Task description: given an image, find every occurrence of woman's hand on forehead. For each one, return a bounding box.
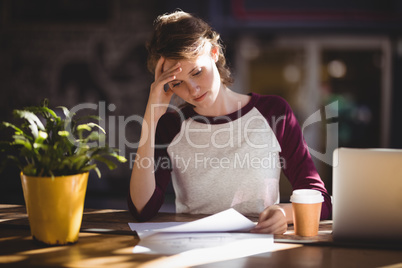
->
[162,58,180,73]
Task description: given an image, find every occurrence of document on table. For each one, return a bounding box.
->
[128,208,256,239]
[133,232,273,256]
[128,208,274,257]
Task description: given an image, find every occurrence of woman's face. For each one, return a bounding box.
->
[162,46,221,110]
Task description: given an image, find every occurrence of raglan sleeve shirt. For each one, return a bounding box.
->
[128,93,332,221]
[254,95,332,220]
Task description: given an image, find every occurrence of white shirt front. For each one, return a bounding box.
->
[167,107,282,216]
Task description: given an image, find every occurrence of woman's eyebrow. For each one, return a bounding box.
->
[188,66,198,75]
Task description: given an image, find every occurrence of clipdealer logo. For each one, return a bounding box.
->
[302,101,339,166]
[63,100,339,168]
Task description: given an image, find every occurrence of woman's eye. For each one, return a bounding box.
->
[193,69,202,76]
[171,81,182,88]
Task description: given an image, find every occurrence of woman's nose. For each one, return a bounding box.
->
[188,81,200,96]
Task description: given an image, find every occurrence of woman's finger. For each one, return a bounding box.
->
[155,57,165,79]
[155,57,181,80]
[156,65,181,90]
[251,217,287,234]
[251,206,288,234]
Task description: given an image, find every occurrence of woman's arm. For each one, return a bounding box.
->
[251,95,332,234]
[129,58,181,214]
[129,111,158,213]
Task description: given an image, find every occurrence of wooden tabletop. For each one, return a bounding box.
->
[1,204,402,268]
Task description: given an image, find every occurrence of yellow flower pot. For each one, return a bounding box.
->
[20,172,89,245]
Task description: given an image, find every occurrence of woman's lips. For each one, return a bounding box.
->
[194,92,207,102]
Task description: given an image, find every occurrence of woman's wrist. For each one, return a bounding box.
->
[277,203,294,224]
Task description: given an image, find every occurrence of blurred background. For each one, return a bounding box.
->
[1,0,401,211]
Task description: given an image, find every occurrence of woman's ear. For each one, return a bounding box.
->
[211,46,219,63]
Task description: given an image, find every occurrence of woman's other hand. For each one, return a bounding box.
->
[251,204,292,234]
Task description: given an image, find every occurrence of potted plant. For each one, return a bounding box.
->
[0,99,126,245]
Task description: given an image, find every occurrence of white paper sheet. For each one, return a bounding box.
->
[132,232,274,256]
[129,209,273,261]
[128,208,257,239]
[128,222,184,235]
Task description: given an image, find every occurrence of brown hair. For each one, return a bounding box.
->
[146,11,233,86]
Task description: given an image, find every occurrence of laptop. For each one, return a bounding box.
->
[332,148,402,244]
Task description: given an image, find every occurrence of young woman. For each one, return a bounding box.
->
[128,10,332,234]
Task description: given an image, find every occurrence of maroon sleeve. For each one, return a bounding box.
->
[255,94,332,220]
[127,111,182,221]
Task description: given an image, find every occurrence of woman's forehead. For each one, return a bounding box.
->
[162,44,212,72]
[162,57,198,72]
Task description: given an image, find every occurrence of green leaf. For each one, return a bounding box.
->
[2,122,24,134]
[12,136,32,150]
[56,106,72,118]
[86,131,100,141]
[60,158,73,170]
[72,155,89,170]
[80,163,96,171]
[22,163,37,176]
[87,123,106,134]
[25,105,60,123]
[58,130,70,137]
[77,124,92,132]
[34,130,48,145]
[14,110,45,130]
[91,155,117,170]
[13,110,45,139]
[80,164,101,178]
[33,143,48,150]
[105,149,127,163]
[75,145,90,155]
[116,155,127,163]
[94,167,101,178]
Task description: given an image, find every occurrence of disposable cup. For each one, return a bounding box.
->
[290,189,324,236]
